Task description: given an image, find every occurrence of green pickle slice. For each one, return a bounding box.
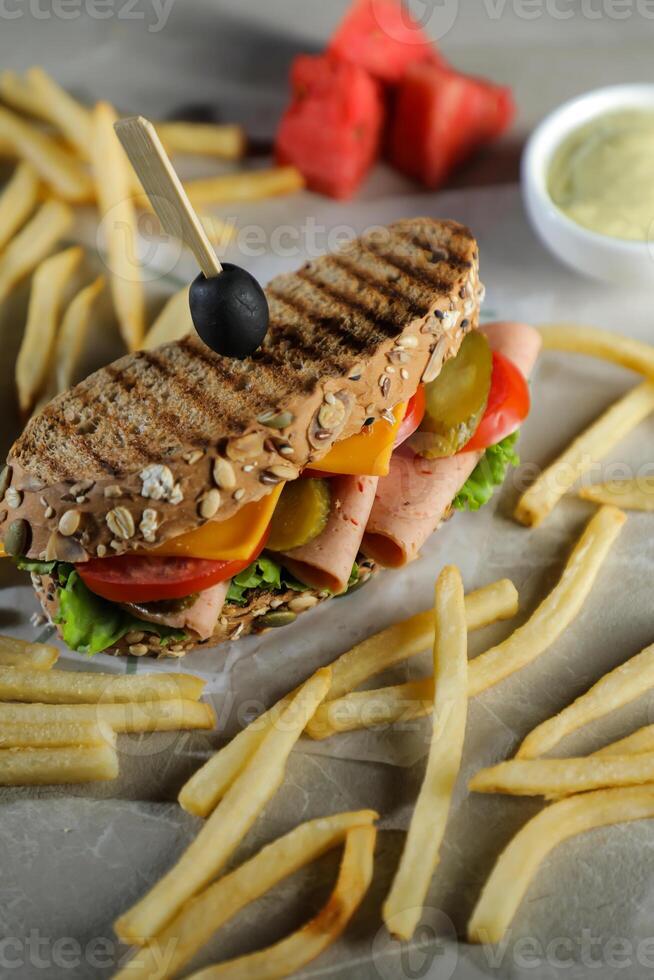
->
[267,478,332,552]
[413,330,493,458]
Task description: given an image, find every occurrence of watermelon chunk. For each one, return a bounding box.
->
[329,0,438,84]
[388,61,515,188]
[275,54,384,200]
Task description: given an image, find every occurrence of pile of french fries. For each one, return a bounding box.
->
[0,635,214,785]
[105,323,654,974]
[0,67,305,414]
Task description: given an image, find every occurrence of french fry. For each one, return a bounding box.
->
[156,121,246,160]
[185,826,375,980]
[0,199,72,307]
[16,245,82,413]
[515,383,654,526]
[0,634,58,669]
[579,478,654,510]
[539,323,654,379]
[184,166,304,207]
[467,786,654,944]
[25,67,92,157]
[90,101,145,350]
[0,743,118,785]
[0,69,51,120]
[51,274,105,394]
[325,579,519,705]
[469,753,654,797]
[468,505,625,696]
[180,582,517,815]
[0,666,205,704]
[141,286,192,350]
[0,699,214,733]
[383,566,467,941]
[0,720,114,749]
[308,508,625,738]
[115,668,331,943]
[178,695,286,817]
[517,641,654,759]
[0,161,39,251]
[114,810,377,980]
[593,725,654,757]
[0,105,93,202]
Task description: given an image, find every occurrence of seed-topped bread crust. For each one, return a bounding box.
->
[2,218,482,562]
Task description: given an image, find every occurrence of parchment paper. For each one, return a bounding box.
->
[3,183,654,980]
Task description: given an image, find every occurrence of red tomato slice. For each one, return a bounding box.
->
[77,531,268,604]
[394,386,426,448]
[463,351,530,453]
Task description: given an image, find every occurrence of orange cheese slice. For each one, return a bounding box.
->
[306,402,408,477]
[149,484,284,562]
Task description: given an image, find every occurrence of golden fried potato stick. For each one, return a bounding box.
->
[114,810,377,980]
[157,121,246,160]
[0,105,92,202]
[0,199,72,307]
[579,478,654,510]
[0,634,58,669]
[593,725,654,757]
[51,274,104,395]
[468,786,654,944]
[0,699,215,732]
[90,101,145,350]
[515,383,654,527]
[184,166,304,206]
[115,668,331,944]
[0,743,118,785]
[0,666,205,704]
[0,720,114,749]
[326,578,518,704]
[16,244,82,413]
[308,508,625,738]
[25,66,92,156]
[470,753,654,798]
[0,69,51,120]
[0,161,39,251]
[539,323,654,379]
[141,286,192,350]
[383,566,467,941]
[185,825,376,980]
[517,641,654,759]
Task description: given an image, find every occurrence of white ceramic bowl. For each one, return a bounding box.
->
[522,84,654,286]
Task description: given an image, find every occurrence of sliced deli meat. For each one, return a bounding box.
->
[278,475,378,594]
[124,581,229,642]
[362,322,541,567]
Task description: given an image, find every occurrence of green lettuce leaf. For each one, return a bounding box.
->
[453,433,520,512]
[14,557,57,575]
[54,570,186,656]
[226,556,306,606]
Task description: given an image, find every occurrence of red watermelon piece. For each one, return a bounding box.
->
[388,61,515,188]
[275,54,384,200]
[329,0,438,84]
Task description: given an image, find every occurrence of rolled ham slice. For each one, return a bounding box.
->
[362,322,542,567]
[125,580,229,641]
[279,475,378,594]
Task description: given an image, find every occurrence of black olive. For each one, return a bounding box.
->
[189,264,269,359]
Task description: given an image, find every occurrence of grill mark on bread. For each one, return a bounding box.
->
[362,237,453,293]
[327,254,427,320]
[267,289,366,366]
[141,347,243,432]
[296,266,404,340]
[394,226,473,270]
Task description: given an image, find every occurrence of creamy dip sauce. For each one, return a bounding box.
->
[548,110,654,241]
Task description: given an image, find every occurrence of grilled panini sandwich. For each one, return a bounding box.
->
[1,218,539,658]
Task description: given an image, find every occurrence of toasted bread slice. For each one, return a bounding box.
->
[2,218,481,562]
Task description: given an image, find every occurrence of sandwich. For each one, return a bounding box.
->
[0,218,540,658]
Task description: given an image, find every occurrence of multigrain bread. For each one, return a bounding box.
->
[1,218,482,563]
